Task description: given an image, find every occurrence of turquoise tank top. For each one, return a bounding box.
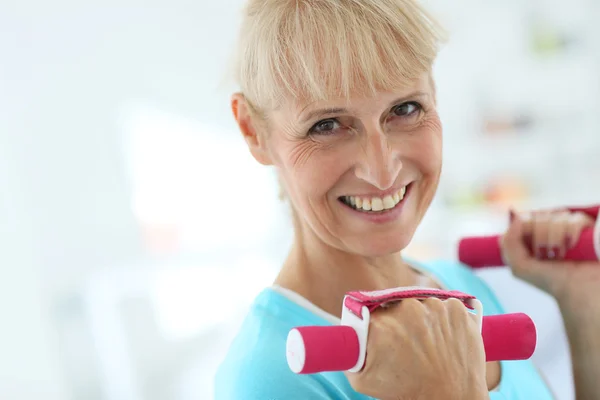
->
[214,259,555,399]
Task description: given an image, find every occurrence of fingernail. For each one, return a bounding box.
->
[565,236,572,248]
[537,246,547,259]
[551,246,560,259]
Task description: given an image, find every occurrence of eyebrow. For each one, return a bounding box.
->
[298,91,429,124]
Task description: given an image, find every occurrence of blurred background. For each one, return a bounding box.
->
[1,0,599,399]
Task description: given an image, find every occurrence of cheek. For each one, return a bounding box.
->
[286,140,319,170]
[409,116,443,175]
[277,139,344,199]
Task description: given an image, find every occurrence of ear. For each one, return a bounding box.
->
[231,93,273,166]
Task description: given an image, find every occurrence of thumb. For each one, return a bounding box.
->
[501,210,533,267]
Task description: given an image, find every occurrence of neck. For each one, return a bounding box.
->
[275,223,426,318]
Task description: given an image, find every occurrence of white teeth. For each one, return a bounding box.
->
[342,186,408,212]
[362,199,372,211]
[371,197,384,212]
[382,195,395,210]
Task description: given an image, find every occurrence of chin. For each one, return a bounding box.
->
[346,231,415,257]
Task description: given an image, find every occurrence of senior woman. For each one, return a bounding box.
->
[215,0,600,399]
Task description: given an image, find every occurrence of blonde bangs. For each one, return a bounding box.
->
[234,0,447,111]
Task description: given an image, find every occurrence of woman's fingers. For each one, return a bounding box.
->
[502,208,597,297]
[530,211,595,258]
[545,212,570,259]
[501,211,533,268]
[531,211,551,259]
[564,212,595,250]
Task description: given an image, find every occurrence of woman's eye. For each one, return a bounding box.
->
[392,102,421,117]
[309,118,340,135]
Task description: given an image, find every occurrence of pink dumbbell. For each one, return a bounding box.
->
[459,205,600,268]
[286,288,537,374]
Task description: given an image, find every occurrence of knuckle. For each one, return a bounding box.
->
[423,297,444,313]
[539,210,551,219]
[446,297,467,314]
[553,211,570,221]
[533,213,549,226]
[400,298,423,314]
[572,212,594,226]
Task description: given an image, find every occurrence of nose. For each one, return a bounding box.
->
[354,130,402,190]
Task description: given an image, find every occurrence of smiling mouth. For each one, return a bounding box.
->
[338,185,409,213]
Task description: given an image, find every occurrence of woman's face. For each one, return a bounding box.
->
[253,72,442,256]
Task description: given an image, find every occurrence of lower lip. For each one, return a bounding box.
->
[339,185,411,224]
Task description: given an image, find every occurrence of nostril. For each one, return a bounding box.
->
[353,162,402,191]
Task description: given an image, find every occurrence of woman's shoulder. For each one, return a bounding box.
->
[214,288,372,400]
[410,258,506,315]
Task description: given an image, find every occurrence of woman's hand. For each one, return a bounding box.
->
[500,209,600,303]
[345,298,489,400]
[501,209,600,400]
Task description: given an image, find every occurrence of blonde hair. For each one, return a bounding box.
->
[232,0,447,112]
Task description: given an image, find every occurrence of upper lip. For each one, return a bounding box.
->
[339,183,411,199]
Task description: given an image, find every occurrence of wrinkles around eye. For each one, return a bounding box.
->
[288,139,324,168]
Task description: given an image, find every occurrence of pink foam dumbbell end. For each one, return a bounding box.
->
[482,313,536,362]
[287,325,359,374]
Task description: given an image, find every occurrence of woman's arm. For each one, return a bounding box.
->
[554,205,600,400]
[501,208,600,400]
[558,292,600,400]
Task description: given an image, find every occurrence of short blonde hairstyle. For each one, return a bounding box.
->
[232,0,447,112]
